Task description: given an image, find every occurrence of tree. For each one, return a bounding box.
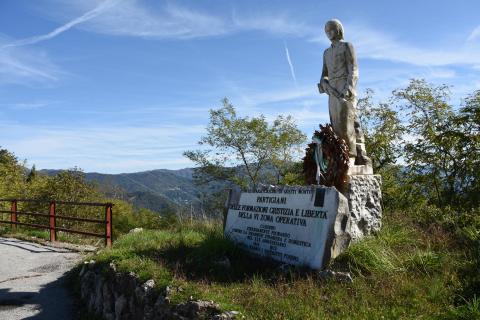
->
[356,90,405,209]
[450,90,480,207]
[41,168,102,203]
[26,165,37,183]
[184,98,306,190]
[0,148,26,199]
[392,79,478,208]
[357,89,404,172]
[356,82,480,210]
[269,115,308,184]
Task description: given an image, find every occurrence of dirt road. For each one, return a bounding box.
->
[0,237,83,319]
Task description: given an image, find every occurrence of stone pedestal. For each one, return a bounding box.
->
[223,176,382,269]
[345,175,382,242]
[348,158,373,175]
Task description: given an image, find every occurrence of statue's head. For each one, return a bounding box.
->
[325,19,344,41]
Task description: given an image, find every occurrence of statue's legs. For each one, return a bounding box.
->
[326,80,372,173]
[329,96,357,157]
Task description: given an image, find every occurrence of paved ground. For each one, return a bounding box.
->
[0,237,83,319]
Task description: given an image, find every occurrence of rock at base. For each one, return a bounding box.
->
[79,262,239,320]
[346,174,382,242]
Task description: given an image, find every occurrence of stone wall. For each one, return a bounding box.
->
[79,260,237,320]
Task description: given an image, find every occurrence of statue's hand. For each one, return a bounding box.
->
[340,88,349,99]
[319,78,329,95]
[317,83,324,94]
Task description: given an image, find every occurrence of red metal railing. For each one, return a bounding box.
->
[0,199,113,247]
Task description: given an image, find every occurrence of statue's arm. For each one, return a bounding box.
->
[345,42,359,97]
[318,52,329,94]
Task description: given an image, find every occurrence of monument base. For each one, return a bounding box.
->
[223,176,383,269]
[345,174,382,242]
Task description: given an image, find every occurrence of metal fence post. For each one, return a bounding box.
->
[105,204,112,247]
[49,201,56,242]
[10,200,17,229]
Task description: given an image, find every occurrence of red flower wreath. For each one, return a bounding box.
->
[303,124,350,192]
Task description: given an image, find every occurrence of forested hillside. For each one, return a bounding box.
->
[39,168,199,210]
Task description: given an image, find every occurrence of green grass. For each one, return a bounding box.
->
[83,211,478,319]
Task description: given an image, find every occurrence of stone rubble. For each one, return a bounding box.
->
[318,269,353,283]
[79,261,240,320]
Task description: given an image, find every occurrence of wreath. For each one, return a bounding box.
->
[303,124,350,192]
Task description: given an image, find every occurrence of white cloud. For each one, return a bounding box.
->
[0,37,62,85]
[467,25,480,42]
[228,84,314,109]
[39,0,320,41]
[18,1,480,70]
[424,68,457,79]
[2,0,120,49]
[330,23,480,67]
[0,122,205,173]
[2,102,50,110]
[40,0,231,40]
[232,13,317,37]
[219,82,329,133]
[276,107,329,128]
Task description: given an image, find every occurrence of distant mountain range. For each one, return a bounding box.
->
[39,168,204,212]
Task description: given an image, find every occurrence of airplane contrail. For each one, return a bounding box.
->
[1,0,121,50]
[284,42,297,86]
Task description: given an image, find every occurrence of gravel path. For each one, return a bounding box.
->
[0,237,83,319]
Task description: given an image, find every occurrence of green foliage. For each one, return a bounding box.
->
[392,79,478,209]
[26,164,37,183]
[357,89,404,172]
[0,148,25,199]
[113,200,173,236]
[193,189,227,220]
[39,169,103,202]
[184,98,306,190]
[452,90,480,207]
[333,213,447,277]
[359,80,479,212]
[280,161,306,186]
[445,296,480,320]
[360,80,480,319]
[269,115,308,184]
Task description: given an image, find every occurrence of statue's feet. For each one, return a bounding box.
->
[355,154,372,166]
[354,143,371,166]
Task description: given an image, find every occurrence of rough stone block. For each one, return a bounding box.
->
[346,174,382,242]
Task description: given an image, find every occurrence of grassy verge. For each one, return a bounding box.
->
[85,211,479,319]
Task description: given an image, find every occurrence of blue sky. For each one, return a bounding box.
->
[1,0,479,173]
